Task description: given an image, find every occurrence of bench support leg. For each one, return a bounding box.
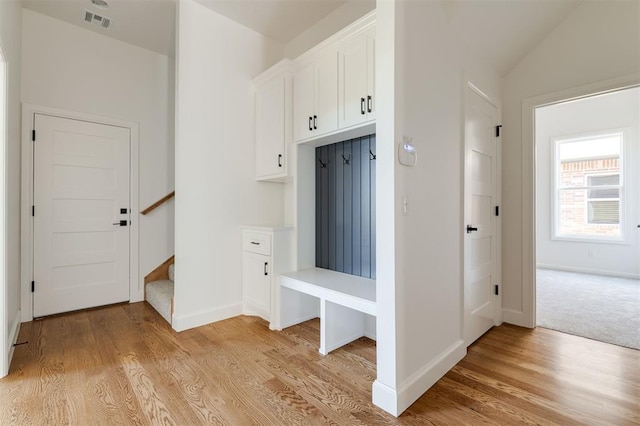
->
[320,299,365,355]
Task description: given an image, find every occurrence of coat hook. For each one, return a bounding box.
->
[369,150,376,160]
[341,154,351,165]
[318,158,327,168]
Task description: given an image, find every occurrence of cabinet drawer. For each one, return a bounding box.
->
[243,232,271,255]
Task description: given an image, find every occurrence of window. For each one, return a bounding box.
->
[585,174,620,224]
[554,132,623,240]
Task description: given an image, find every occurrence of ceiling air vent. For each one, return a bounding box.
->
[83,10,111,29]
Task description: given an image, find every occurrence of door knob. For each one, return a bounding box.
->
[113,220,128,226]
[466,225,478,233]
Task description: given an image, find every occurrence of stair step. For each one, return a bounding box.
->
[146,279,174,324]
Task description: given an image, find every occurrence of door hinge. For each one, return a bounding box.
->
[32,130,36,141]
[494,284,499,295]
[496,125,502,138]
[495,206,500,216]
[32,205,35,217]
[31,281,35,293]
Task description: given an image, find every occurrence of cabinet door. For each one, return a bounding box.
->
[293,62,315,142]
[339,32,368,129]
[366,27,376,121]
[243,252,271,319]
[314,51,339,136]
[256,76,286,179]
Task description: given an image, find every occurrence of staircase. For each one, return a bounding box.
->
[145,263,174,324]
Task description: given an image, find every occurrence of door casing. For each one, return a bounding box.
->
[21,104,141,321]
[516,74,640,328]
[463,80,503,343]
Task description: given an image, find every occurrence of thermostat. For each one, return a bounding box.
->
[398,138,417,167]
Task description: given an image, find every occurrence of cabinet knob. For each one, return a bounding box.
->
[264,262,268,276]
[308,116,313,131]
[367,95,373,113]
[278,154,283,168]
[361,98,366,115]
[313,115,317,130]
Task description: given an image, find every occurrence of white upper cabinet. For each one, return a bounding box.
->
[292,12,376,144]
[293,51,339,143]
[338,26,376,129]
[254,59,292,182]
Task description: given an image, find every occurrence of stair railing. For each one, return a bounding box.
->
[140,191,175,215]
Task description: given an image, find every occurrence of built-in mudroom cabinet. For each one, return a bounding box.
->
[245,11,377,355]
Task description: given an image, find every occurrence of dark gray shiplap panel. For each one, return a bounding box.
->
[327,143,336,271]
[343,141,353,275]
[335,142,344,272]
[360,135,371,277]
[315,134,375,279]
[370,135,376,279]
[320,144,329,269]
[351,138,362,276]
[316,148,322,268]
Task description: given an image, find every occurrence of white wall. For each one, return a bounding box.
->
[373,0,501,415]
[502,0,640,325]
[173,0,284,331]
[21,9,175,311]
[0,0,22,377]
[536,88,639,278]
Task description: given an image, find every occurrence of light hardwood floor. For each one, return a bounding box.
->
[1,302,638,425]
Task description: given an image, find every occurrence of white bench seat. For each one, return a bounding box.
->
[277,268,376,355]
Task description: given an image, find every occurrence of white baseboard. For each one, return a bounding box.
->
[373,339,466,417]
[372,380,400,416]
[364,314,376,340]
[502,308,531,328]
[274,313,318,330]
[396,339,466,414]
[537,264,639,280]
[171,303,242,332]
[4,310,22,377]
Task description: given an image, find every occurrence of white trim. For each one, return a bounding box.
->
[466,81,499,108]
[372,380,399,416]
[520,73,640,329]
[21,104,141,321]
[0,44,7,377]
[389,340,466,417]
[536,264,640,280]
[171,303,242,332]
[5,310,20,376]
[464,79,503,334]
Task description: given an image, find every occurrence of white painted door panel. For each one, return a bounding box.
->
[256,75,286,179]
[293,62,315,142]
[339,32,368,129]
[314,51,339,136]
[33,114,130,317]
[242,252,271,319]
[464,87,499,346]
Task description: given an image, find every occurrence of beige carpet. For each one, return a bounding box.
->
[536,268,640,350]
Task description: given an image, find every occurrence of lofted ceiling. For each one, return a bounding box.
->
[22,0,178,56]
[22,0,583,75]
[444,0,583,76]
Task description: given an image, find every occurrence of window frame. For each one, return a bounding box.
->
[551,130,626,243]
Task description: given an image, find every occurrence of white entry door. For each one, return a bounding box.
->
[33,114,131,317]
[464,85,499,346]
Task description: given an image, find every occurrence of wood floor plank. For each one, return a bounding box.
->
[1,302,638,425]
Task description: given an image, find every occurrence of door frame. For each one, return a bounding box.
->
[463,80,503,340]
[518,73,640,328]
[21,104,140,321]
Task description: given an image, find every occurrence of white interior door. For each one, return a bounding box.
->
[33,114,131,317]
[464,86,499,346]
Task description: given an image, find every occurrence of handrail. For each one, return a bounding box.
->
[140,191,175,215]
